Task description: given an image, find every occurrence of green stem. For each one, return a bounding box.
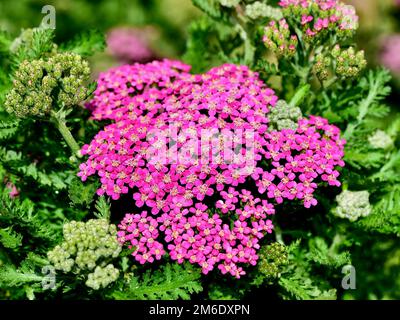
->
[244,36,255,66]
[290,63,310,84]
[274,224,284,244]
[50,110,81,158]
[323,76,338,90]
[371,149,400,180]
[289,84,311,108]
[233,9,254,66]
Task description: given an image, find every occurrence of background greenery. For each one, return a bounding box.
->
[0,0,399,300]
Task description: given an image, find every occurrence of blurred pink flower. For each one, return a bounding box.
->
[380,35,400,74]
[6,181,19,198]
[107,27,154,63]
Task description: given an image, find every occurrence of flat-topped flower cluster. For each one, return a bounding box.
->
[279,0,358,34]
[264,0,358,56]
[79,59,345,277]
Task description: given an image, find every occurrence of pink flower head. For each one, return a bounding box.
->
[380,35,400,75]
[80,60,346,278]
[107,27,154,63]
[278,0,358,40]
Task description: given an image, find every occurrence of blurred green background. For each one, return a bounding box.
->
[0,0,201,73]
[0,0,399,79]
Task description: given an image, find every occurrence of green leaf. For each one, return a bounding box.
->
[0,265,44,287]
[192,0,223,20]
[357,185,400,236]
[94,196,111,221]
[279,276,337,300]
[278,240,338,300]
[183,17,221,73]
[0,227,23,249]
[112,263,203,300]
[308,237,351,268]
[344,150,385,170]
[343,69,392,139]
[68,177,98,208]
[0,30,12,55]
[60,30,106,57]
[11,29,55,67]
[0,119,20,140]
[0,192,57,245]
[0,147,72,190]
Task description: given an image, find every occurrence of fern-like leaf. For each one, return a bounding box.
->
[94,196,111,220]
[112,263,203,300]
[0,227,23,249]
[192,0,224,20]
[60,30,106,57]
[0,119,20,140]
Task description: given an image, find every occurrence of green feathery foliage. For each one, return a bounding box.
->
[60,30,106,57]
[112,263,203,300]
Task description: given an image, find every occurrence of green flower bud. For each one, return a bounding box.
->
[268,100,302,131]
[368,130,393,150]
[334,46,366,79]
[219,0,240,8]
[313,53,331,82]
[258,242,288,279]
[334,190,372,222]
[245,2,283,20]
[47,219,122,281]
[5,53,91,118]
[86,264,120,290]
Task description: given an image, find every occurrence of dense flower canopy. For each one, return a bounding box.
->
[263,0,359,55]
[79,59,345,277]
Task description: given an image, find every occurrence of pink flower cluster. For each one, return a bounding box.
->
[278,0,359,38]
[118,193,274,278]
[258,116,345,208]
[380,35,400,75]
[263,19,299,57]
[107,27,154,64]
[86,59,191,121]
[5,181,19,198]
[79,59,345,277]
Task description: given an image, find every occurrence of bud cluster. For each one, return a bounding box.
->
[334,190,372,222]
[245,2,283,20]
[219,0,240,8]
[47,219,121,289]
[5,53,91,118]
[332,45,366,79]
[257,242,288,279]
[278,0,359,41]
[368,130,394,150]
[85,264,120,290]
[263,19,298,57]
[313,45,366,82]
[313,53,331,81]
[268,100,302,131]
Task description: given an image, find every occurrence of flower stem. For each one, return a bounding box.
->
[274,224,284,243]
[289,84,311,108]
[323,76,338,90]
[50,110,81,158]
[233,9,254,66]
